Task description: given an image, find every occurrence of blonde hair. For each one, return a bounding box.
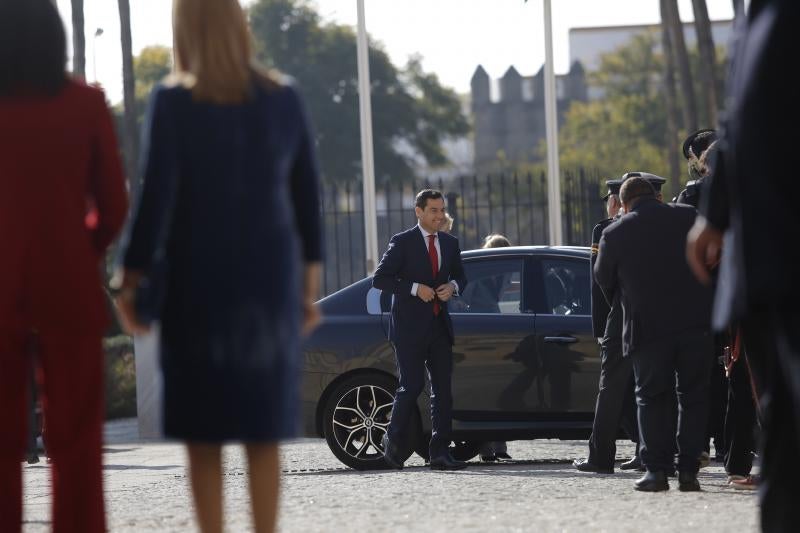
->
[172,0,277,103]
[440,213,454,233]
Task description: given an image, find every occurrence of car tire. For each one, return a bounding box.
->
[323,373,421,470]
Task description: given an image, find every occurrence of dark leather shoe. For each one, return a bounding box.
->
[634,471,669,492]
[620,455,641,470]
[480,454,497,462]
[495,451,513,461]
[678,471,701,492]
[573,458,613,474]
[381,434,403,470]
[430,452,468,471]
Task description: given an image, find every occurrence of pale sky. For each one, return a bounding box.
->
[54,0,736,105]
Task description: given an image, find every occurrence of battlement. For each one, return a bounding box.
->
[470,60,587,107]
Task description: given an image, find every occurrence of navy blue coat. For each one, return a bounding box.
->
[372,226,467,346]
[118,79,322,441]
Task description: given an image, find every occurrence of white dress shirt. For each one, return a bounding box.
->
[411,224,460,296]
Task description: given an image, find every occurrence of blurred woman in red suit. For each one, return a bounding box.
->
[0,1,128,531]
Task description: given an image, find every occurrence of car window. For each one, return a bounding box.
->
[449,258,524,314]
[538,257,590,316]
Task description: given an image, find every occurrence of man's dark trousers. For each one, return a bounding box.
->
[632,329,713,473]
[388,313,453,457]
[724,351,757,476]
[588,340,638,469]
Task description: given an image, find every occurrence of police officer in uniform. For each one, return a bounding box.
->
[574,179,641,474]
[596,176,713,492]
[675,129,728,465]
[675,129,718,207]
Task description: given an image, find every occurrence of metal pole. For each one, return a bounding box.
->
[543,0,563,245]
[356,0,379,274]
[93,28,104,84]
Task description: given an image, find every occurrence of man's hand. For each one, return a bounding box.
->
[686,217,723,285]
[417,284,436,302]
[435,283,455,302]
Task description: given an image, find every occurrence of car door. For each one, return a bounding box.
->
[527,254,600,414]
[449,255,535,418]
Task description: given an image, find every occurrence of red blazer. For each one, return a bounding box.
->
[0,79,128,335]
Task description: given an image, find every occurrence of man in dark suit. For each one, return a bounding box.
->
[687,1,799,527]
[373,189,468,470]
[595,177,713,492]
[574,179,640,474]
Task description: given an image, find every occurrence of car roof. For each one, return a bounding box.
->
[461,245,590,259]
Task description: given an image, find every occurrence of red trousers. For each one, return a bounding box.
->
[0,331,106,533]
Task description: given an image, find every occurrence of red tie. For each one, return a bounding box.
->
[428,234,440,315]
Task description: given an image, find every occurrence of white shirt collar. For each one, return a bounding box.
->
[417,223,438,239]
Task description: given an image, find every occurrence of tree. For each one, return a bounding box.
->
[662,0,698,132]
[556,34,669,195]
[133,45,172,118]
[118,0,138,196]
[660,0,682,190]
[692,0,720,126]
[248,0,469,184]
[71,0,85,78]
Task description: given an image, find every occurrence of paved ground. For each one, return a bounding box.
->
[22,419,758,532]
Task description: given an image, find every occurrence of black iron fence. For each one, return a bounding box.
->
[320,169,605,295]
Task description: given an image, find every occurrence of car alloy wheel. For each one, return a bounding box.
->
[323,373,421,470]
[331,383,393,461]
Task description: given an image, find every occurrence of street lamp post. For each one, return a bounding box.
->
[542,0,563,245]
[355,0,379,274]
[92,28,104,84]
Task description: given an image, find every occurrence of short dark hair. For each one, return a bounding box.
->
[415,189,444,209]
[619,177,655,208]
[0,0,67,97]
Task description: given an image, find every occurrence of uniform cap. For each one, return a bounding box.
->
[601,178,624,201]
[621,171,667,192]
[682,129,717,160]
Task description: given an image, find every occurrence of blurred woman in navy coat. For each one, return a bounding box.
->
[114,0,323,531]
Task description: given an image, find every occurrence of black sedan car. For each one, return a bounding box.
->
[301,246,601,470]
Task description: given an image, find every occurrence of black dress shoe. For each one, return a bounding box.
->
[619,456,641,470]
[480,454,497,462]
[573,458,613,474]
[634,471,669,492]
[381,434,403,470]
[495,451,513,461]
[678,471,701,492]
[429,453,468,471]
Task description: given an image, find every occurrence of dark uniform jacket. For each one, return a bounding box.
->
[590,218,613,338]
[594,199,713,355]
[675,178,704,208]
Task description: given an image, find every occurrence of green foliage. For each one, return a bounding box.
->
[104,335,137,420]
[113,45,172,134]
[134,45,172,102]
[248,0,469,184]
[555,30,725,199]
